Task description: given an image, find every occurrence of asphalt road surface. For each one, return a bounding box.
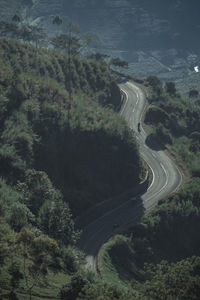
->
[77,81,183,269]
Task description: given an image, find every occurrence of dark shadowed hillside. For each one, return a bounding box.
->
[0,36,143,298]
[0,37,142,217]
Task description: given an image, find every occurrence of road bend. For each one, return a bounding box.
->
[77,81,183,270]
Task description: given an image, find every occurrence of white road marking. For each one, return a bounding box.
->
[146,163,168,202]
[79,82,184,267]
[174,164,183,192]
[160,163,167,175]
[158,163,168,192]
[136,94,139,105]
[120,88,129,115]
[147,163,155,191]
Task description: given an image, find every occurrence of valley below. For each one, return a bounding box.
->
[1,0,200,94]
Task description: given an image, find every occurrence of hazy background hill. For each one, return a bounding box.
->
[1,0,200,94]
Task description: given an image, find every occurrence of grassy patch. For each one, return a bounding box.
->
[98,235,137,290]
[1,270,70,299]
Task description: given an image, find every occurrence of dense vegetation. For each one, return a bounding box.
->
[1,13,200,299]
[97,76,200,299]
[144,76,200,176]
[0,35,142,299]
[0,37,142,215]
[99,178,200,299]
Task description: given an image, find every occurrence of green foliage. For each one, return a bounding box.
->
[52,14,62,26]
[189,89,199,98]
[61,246,85,274]
[138,178,200,262]
[0,15,46,46]
[145,106,169,124]
[0,35,143,298]
[12,14,21,23]
[0,179,19,214]
[146,75,162,93]
[155,124,173,145]
[8,201,35,232]
[76,275,138,300]
[0,20,18,39]
[136,257,200,300]
[0,179,34,232]
[15,227,60,298]
[39,199,78,246]
[165,81,176,96]
[0,37,142,218]
[51,20,95,59]
[2,111,37,162]
[51,34,81,55]
[145,79,200,174]
[98,235,138,287]
[0,218,14,268]
[17,169,56,215]
[8,260,23,291]
[110,57,128,69]
[98,179,200,299]
[60,274,89,300]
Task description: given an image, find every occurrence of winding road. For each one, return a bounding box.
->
[77,81,183,269]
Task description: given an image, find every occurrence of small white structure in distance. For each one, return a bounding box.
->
[194,66,199,72]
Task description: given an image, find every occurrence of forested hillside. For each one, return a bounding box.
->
[99,177,200,299]
[144,76,200,176]
[1,5,200,298]
[0,37,142,216]
[0,35,143,299]
[97,78,200,299]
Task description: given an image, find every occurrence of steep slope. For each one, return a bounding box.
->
[0,36,143,298]
[98,178,200,299]
[0,37,142,217]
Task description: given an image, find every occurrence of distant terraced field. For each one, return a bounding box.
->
[1,0,200,94]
